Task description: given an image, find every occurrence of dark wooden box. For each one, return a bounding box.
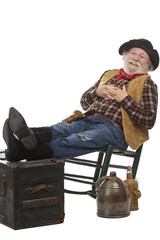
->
[0,158,64,229]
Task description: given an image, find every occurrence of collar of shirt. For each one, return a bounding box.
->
[116,68,147,80]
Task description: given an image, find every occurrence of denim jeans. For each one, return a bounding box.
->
[47,116,127,160]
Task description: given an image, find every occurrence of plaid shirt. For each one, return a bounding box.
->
[80,70,158,129]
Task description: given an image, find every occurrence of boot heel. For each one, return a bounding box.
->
[5,149,18,162]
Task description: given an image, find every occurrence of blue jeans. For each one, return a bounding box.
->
[47,116,127,160]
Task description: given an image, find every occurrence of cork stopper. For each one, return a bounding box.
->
[126,166,132,178]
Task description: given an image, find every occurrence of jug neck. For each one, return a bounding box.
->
[127,173,133,179]
[110,172,116,177]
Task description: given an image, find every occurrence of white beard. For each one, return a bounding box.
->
[123,55,149,75]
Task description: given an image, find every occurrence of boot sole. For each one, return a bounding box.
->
[3,119,10,147]
[3,119,25,162]
[9,107,37,150]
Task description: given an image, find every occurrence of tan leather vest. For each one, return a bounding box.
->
[89,69,150,149]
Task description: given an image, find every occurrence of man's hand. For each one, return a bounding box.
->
[96,84,128,102]
[96,85,118,100]
[113,85,128,102]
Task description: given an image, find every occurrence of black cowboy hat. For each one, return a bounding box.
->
[119,38,159,70]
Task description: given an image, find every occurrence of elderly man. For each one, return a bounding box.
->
[3,38,159,162]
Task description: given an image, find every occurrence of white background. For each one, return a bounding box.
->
[0,0,160,238]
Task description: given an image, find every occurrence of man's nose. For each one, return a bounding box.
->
[133,54,139,61]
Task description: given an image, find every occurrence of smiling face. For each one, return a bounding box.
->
[123,47,152,74]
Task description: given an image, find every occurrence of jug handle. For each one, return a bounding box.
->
[96,176,111,190]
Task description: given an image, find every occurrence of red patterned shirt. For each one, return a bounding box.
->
[80,70,158,129]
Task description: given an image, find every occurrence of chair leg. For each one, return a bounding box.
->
[88,146,113,199]
[132,145,143,179]
[100,145,114,177]
[91,151,104,193]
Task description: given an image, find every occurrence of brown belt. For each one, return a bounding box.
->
[114,122,123,132]
[86,113,123,132]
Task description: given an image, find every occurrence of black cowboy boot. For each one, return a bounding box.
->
[31,127,52,145]
[8,107,52,150]
[3,119,27,162]
[26,144,53,161]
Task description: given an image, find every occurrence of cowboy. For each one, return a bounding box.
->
[3,38,159,162]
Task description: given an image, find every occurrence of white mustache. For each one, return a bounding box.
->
[128,59,141,67]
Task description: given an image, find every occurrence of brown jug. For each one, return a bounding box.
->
[96,172,130,218]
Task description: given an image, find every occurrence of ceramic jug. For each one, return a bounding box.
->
[96,172,130,218]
